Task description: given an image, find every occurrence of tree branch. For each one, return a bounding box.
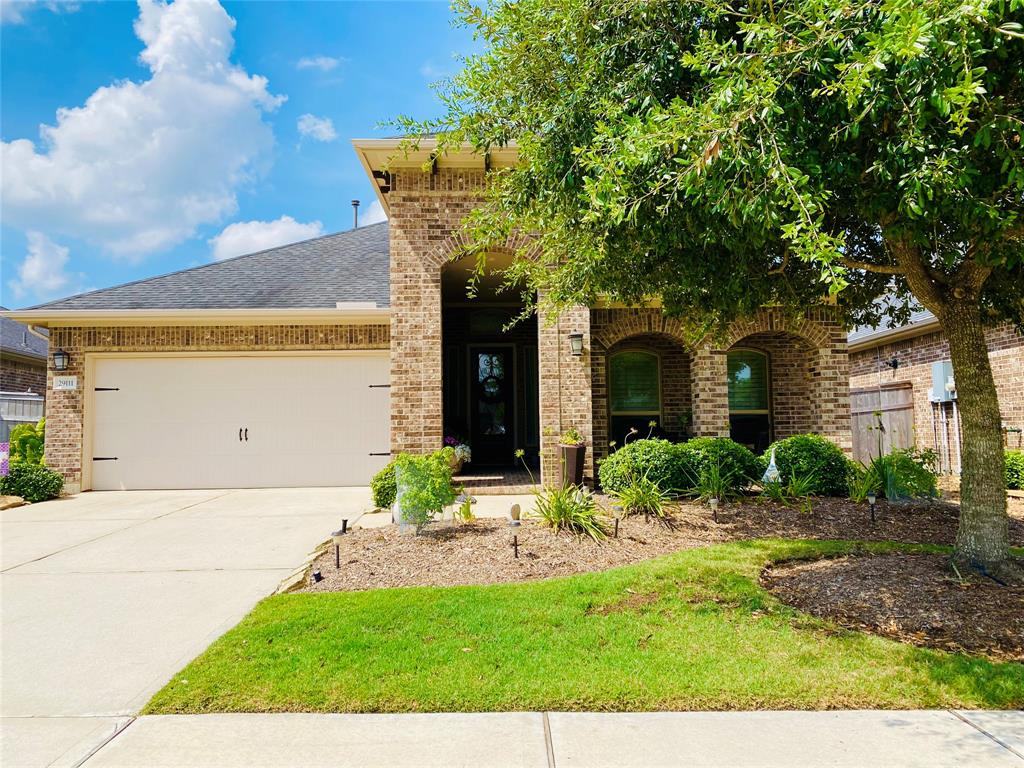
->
[836,256,903,275]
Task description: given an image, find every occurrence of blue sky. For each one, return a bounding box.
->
[0,0,475,308]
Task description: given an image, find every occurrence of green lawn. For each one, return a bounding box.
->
[145,539,1024,713]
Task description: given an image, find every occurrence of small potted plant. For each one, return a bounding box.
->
[442,435,472,474]
[558,427,587,487]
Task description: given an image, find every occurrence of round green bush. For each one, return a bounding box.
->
[598,439,689,495]
[676,437,761,491]
[370,461,397,509]
[0,463,64,503]
[763,434,851,496]
[1006,450,1024,490]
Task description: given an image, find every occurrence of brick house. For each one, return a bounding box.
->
[848,312,1024,475]
[3,139,850,493]
[1,310,48,396]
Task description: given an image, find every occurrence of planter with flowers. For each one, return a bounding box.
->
[559,428,587,488]
[443,436,472,475]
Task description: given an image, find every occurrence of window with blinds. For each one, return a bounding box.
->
[727,350,769,412]
[610,351,661,415]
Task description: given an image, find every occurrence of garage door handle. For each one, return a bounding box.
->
[239,428,243,442]
[245,428,248,441]
[369,452,391,456]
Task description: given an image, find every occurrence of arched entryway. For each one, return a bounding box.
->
[441,250,540,470]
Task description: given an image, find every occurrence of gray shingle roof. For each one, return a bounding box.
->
[0,309,48,360]
[23,222,390,311]
[847,306,936,345]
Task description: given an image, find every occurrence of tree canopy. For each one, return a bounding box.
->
[403,0,1023,333]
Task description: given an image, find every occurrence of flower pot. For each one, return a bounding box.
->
[447,455,464,475]
[559,443,586,488]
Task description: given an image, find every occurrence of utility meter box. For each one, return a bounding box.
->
[931,360,956,402]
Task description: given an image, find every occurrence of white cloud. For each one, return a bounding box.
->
[7,232,86,302]
[360,199,388,226]
[296,55,342,72]
[419,60,450,80]
[0,0,285,260]
[1,0,79,25]
[208,215,323,261]
[296,113,337,143]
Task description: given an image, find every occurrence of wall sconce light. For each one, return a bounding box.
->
[53,349,70,371]
[568,332,584,357]
[886,357,900,371]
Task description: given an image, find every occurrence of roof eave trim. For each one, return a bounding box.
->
[0,307,391,329]
[847,316,941,353]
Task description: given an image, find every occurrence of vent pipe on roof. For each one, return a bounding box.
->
[352,199,360,229]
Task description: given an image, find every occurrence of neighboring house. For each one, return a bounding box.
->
[0,310,48,442]
[848,312,1024,473]
[2,139,850,494]
[1,308,48,395]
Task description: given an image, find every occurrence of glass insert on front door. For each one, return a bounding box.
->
[477,353,507,436]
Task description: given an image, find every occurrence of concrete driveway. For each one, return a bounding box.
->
[1,488,371,768]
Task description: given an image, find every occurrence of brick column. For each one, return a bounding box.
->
[539,306,594,485]
[811,328,852,453]
[44,328,85,494]
[690,344,730,437]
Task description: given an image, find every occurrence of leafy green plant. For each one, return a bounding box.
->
[677,438,760,493]
[9,419,45,466]
[453,496,476,523]
[760,470,817,513]
[688,458,739,503]
[856,448,938,502]
[370,461,397,509]
[609,469,672,519]
[559,427,585,446]
[598,439,687,495]
[532,485,606,540]
[0,463,63,503]
[763,434,851,497]
[393,452,458,532]
[1006,450,1024,491]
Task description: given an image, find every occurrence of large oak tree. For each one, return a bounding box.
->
[402,0,1024,575]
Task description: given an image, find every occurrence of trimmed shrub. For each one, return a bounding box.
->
[677,437,761,492]
[370,461,397,509]
[9,418,45,465]
[0,463,64,503]
[763,434,851,497]
[1005,450,1024,490]
[598,439,688,495]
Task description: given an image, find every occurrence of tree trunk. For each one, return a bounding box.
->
[939,301,1009,569]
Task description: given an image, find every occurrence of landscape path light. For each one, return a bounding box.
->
[867,492,877,523]
[709,497,719,523]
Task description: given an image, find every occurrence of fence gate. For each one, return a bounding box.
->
[850,383,914,465]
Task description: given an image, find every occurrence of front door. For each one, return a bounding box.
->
[470,348,514,466]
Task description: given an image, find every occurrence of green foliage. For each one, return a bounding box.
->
[370,461,397,509]
[598,439,687,495]
[764,435,852,497]
[599,437,759,496]
[677,438,760,493]
[1006,450,1024,490]
[533,485,606,540]
[9,418,45,465]
[690,457,739,503]
[0,463,64,503]
[454,496,476,523]
[856,449,939,502]
[559,427,585,446]
[393,452,459,531]
[608,469,671,518]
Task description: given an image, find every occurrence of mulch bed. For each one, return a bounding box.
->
[762,552,1024,662]
[302,496,1024,594]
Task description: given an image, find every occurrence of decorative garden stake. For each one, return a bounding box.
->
[709,497,719,523]
[762,447,781,485]
[614,517,620,539]
[867,492,877,523]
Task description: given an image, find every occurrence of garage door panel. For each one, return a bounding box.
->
[90,355,390,490]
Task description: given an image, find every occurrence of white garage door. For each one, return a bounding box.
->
[90,354,391,490]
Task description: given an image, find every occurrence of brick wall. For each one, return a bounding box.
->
[0,356,47,395]
[849,322,1024,463]
[44,323,389,492]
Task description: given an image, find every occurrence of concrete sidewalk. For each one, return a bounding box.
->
[79,710,1023,767]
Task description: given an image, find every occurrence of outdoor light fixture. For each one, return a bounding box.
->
[568,332,584,357]
[53,349,70,371]
[867,492,877,523]
[709,497,720,523]
[508,515,522,559]
[332,525,347,569]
